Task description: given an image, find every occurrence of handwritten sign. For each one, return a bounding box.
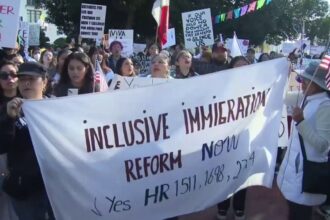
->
[28,24,40,46]
[80,3,106,39]
[109,29,134,57]
[23,58,289,220]
[18,21,29,55]
[182,8,214,49]
[163,28,176,49]
[0,0,20,48]
[130,52,151,76]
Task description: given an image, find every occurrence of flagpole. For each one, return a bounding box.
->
[155,23,159,45]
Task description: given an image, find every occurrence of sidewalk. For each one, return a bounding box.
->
[179,182,324,220]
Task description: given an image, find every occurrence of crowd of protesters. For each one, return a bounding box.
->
[0,39,329,220]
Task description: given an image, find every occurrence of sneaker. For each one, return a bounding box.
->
[216,210,227,220]
[316,205,330,220]
[234,210,245,220]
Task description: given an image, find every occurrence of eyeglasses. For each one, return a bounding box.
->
[0,71,18,80]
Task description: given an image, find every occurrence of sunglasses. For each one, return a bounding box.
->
[0,71,18,80]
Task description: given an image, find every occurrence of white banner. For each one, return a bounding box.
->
[0,0,20,48]
[182,8,214,49]
[28,24,40,46]
[163,28,176,48]
[109,29,134,57]
[23,58,289,220]
[18,21,29,55]
[80,3,106,39]
[108,74,170,90]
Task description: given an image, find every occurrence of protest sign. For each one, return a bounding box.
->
[23,58,289,220]
[182,9,214,49]
[226,38,250,54]
[281,40,310,55]
[309,46,325,56]
[0,0,20,48]
[133,43,146,54]
[131,52,151,76]
[163,28,176,48]
[109,29,134,57]
[80,3,106,39]
[28,24,40,46]
[108,74,170,90]
[18,21,29,55]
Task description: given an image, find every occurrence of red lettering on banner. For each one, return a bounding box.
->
[124,150,182,182]
[84,113,170,152]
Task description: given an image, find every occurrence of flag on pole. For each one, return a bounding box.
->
[94,59,109,92]
[152,0,170,47]
[320,55,330,89]
[229,32,243,58]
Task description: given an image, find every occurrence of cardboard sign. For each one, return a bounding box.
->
[130,52,151,76]
[28,24,40,46]
[0,0,20,48]
[18,21,29,55]
[182,9,214,49]
[80,3,106,39]
[109,29,134,57]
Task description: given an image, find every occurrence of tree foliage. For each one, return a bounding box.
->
[41,0,329,46]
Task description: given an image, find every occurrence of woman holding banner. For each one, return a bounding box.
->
[217,55,250,220]
[54,52,98,96]
[0,61,19,220]
[277,61,330,220]
[0,62,55,220]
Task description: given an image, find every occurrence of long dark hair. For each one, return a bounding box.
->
[229,56,250,68]
[116,57,135,76]
[56,49,72,72]
[56,52,94,96]
[60,52,94,84]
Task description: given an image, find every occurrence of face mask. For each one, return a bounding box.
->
[34,53,41,61]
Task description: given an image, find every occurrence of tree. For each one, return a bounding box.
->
[41,0,329,46]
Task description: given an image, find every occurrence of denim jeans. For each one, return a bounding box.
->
[10,189,54,220]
